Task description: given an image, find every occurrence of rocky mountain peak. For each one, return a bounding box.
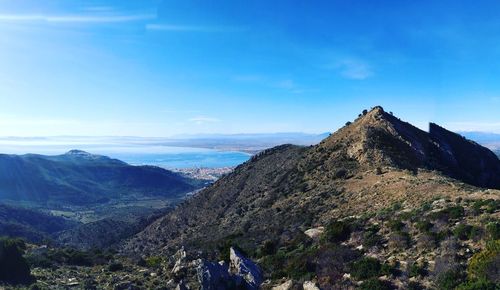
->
[311,106,500,188]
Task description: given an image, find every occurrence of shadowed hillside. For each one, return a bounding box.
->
[0,150,200,207]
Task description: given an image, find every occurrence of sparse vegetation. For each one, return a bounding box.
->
[322,220,351,243]
[350,257,382,280]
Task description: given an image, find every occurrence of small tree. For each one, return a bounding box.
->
[0,237,33,285]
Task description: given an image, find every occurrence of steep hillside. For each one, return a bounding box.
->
[126,107,500,255]
[0,150,199,206]
[123,107,500,289]
[0,204,77,243]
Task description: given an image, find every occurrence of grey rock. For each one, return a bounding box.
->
[229,247,263,289]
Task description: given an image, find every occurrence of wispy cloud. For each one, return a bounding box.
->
[232,75,265,82]
[445,121,500,133]
[146,24,242,32]
[189,116,220,125]
[233,75,305,94]
[0,13,155,24]
[335,59,373,80]
[162,109,201,114]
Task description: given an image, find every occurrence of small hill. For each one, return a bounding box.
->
[0,204,77,243]
[0,150,200,207]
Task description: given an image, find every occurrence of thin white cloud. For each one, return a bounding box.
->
[232,75,264,82]
[0,13,155,23]
[188,116,220,125]
[274,79,296,90]
[162,109,201,114]
[146,24,242,32]
[445,122,500,133]
[336,59,373,80]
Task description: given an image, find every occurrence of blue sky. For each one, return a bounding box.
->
[0,0,499,136]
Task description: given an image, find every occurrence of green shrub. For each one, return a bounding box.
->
[350,257,381,280]
[485,222,499,240]
[415,220,433,232]
[409,262,428,277]
[359,278,392,290]
[430,206,465,221]
[322,221,351,243]
[108,262,123,272]
[436,268,466,290]
[407,281,424,290]
[381,263,400,277]
[258,240,277,257]
[467,240,500,282]
[453,224,480,240]
[387,219,404,232]
[363,225,382,248]
[0,237,33,285]
[145,256,162,268]
[456,279,498,290]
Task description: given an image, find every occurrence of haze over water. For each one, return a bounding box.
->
[0,137,250,168]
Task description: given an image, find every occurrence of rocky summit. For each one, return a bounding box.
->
[121,107,500,289]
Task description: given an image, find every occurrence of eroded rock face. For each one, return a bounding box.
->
[229,247,263,289]
[195,247,263,290]
[197,260,232,290]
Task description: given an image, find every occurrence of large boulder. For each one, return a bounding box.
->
[229,247,263,289]
[197,260,234,290]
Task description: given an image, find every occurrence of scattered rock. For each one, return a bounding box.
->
[303,281,320,290]
[272,279,294,290]
[304,227,325,240]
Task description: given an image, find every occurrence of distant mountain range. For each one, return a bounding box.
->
[460,132,500,153]
[0,150,200,207]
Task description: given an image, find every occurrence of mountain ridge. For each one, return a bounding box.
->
[124,106,500,257]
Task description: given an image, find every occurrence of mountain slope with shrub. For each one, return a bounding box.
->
[0,150,200,206]
[124,106,499,289]
[0,204,77,243]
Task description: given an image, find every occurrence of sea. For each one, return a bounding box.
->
[0,138,251,169]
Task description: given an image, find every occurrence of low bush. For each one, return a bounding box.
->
[350,257,381,280]
[107,262,124,272]
[387,219,404,232]
[453,224,481,240]
[407,281,424,290]
[430,206,465,221]
[436,268,466,290]
[409,262,428,278]
[415,220,433,232]
[359,278,392,290]
[145,256,162,268]
[363,225,382,248]
[485,221,499,240]
[456,279,498,290]
[322,220,351,243]
[467,240,500,283]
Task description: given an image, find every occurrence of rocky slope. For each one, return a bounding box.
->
[122,106,499,289]
[125,107,500,255]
